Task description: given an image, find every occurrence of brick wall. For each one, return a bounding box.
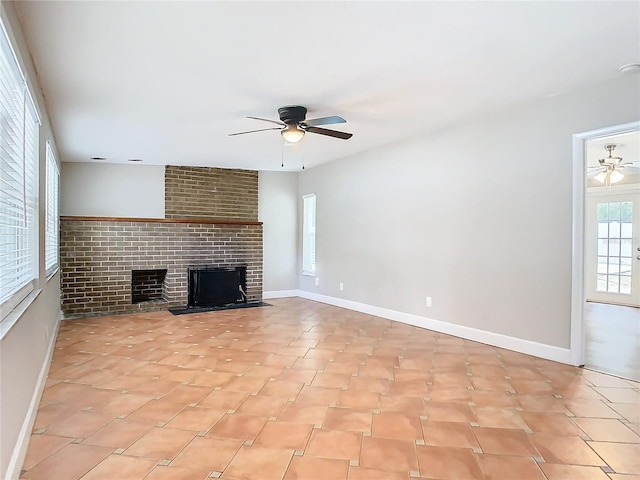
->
[60,219,263,317]
[165,166,258,220]
[60,165,263,318]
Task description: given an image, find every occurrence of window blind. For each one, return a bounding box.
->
[0,21,39,316]
[45,141,59,274]
[302,194,316,275]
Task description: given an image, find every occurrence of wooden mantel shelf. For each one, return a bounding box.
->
[60,216,262,226]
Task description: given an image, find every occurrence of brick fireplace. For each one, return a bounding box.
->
[60,166,263,318]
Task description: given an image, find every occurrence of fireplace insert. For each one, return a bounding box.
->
[187,266,247,308]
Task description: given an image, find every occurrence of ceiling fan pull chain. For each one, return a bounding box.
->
[302,138,305,170]
[281,141,285,168]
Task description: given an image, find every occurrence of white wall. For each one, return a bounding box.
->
[0,2,62,478]
[299,74,640,351]
[61,163,165,217]
[259,171,298,292]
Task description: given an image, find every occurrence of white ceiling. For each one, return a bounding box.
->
[14,1,640,171]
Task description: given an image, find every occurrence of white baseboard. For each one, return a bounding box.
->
[284,290,572,365]
[5,315,61,480]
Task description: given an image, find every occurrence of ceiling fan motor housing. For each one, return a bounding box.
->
[278,106,307,125]
[229,105,351,141]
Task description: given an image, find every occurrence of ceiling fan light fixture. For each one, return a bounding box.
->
[593,144,627,185]
[609,169,624,184]
[281,124,305,143]
[598,144,623,164]
[594,171,607,183]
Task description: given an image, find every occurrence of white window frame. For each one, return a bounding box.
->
[45,140,59,276]
[302,193,316,276]
[0,19,40,321]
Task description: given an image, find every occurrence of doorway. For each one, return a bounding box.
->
[585,187,639,307]
[573,125,640,381]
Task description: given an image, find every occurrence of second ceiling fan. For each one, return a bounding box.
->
[589,144,639,185]
[229,105,353,143]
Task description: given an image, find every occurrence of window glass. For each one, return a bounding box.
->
[45,141,59,274]
[302,194,316,275]
[0,20,40,318]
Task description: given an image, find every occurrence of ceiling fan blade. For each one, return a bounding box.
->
[228,127,281,136]
[306,126,353,140]
[246,116,284,126]
[304,116,346,127]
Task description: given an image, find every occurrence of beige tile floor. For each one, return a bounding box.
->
[20,297,640,480]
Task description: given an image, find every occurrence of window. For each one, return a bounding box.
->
[302,193,316,275]
[45,141,59,275]
[0,20,40,318]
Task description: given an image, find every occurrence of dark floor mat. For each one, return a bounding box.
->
[168,301,271,315]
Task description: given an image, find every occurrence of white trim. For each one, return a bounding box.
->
[263,290,300,299]
[587,183,640,196]
[0,288,39,340]
[45,266,60,282]
[571,133,587,366]
[571,121,640,367]
[4,313,60,480]
[276,290,572,364]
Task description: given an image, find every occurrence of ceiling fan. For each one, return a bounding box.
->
[588,144,638,185]
[229,105,353,143]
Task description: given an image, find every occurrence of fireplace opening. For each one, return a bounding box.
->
[188,265,247,308]
[131,269,168,304]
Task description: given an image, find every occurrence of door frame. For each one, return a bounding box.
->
[570,120,640,366]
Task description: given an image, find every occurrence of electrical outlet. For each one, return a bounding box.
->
[339,282,344,291]
[315,277,320,287]
[426,296,432,308]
